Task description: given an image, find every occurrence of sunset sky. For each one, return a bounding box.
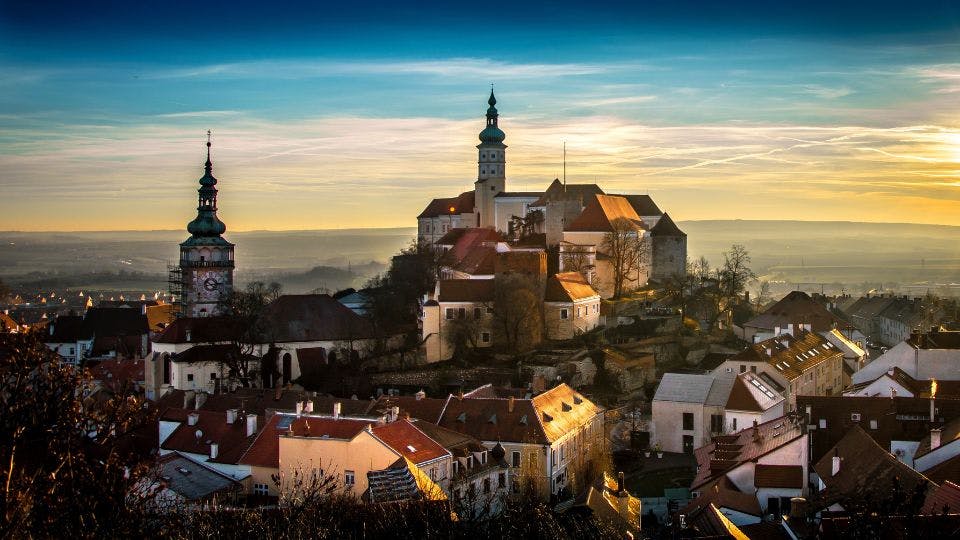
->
[2,1,960,231]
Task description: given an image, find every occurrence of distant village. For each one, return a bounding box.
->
[3,92,960,538]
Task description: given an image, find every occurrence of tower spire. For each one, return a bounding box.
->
[205,130,212,172]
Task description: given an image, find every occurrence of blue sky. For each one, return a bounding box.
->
[2,0,960,230]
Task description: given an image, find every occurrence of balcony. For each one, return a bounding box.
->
[179,259,235,268]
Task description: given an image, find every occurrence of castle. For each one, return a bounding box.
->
[417,90,687,298]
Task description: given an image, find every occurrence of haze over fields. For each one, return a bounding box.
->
[2,220,958,296]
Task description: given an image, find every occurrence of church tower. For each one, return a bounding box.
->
[179,132,235,317]
[474,89,507,229]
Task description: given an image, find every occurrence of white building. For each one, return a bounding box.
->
[652,373,735,454]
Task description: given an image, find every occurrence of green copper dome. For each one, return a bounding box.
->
[186,138,228,238]
[478,89,506,144]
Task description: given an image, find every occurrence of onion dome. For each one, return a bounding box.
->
[478,88,506,144]
[186,132,227,237]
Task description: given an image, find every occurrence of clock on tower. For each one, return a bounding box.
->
[177,132,235,317]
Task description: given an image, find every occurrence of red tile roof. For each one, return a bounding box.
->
[238,413,284,469]
[259,294,376,342]
[372,419,449,465]
[753,464,803,489]
[452,245,498,275]
[153,316,244,344]
[88,358,145,386]
[923,481,960,514]
[287,416,373,439]
[370,395,448,423]
[565,194,645,233]
[682,475,761,517]
[744,291,843,334]
[544,272,600,302]
[692,415,805,490]
[813,425,937,510]
[417,191,475,219]
[436,279,496,303]
[437,394,548,445]
[160,409,260,465]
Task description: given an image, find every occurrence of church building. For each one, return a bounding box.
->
[176,134,235,317]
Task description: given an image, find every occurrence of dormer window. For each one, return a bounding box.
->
[481,451,487,464]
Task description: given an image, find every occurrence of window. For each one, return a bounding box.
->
[740,365,746,373]
[253,483,269,496]
[751,366,757,373]
[483,478,491,494]
[486,307,494,314]
[551,450,557,466]
[481,451,487,464]
[819,419,827,429]
[682,412,694,430]
[498,472,506,488]
[560,309,569,320]
[710,414,724,433]
[344,470,355,486]
[732,418,738,431]
[446,308,455,320]
[430,467,437,480]
[458,308,466,319]
[512,451,521,468]
[481,332,491,343]
[870,419,878,430]
[474,307,482,319]
[187,374,194,382]
[210,372,217,380]
[453,461,460,475]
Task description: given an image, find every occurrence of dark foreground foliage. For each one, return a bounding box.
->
[0,332,620,539]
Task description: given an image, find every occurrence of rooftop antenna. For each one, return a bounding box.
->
[563,141,567,192]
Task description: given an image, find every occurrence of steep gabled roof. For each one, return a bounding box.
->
[154,316,245,344]
[437,394,548,445]
[82,307,149,337]
[544,272,600,303]
[259,294,376,342]
[417,191,475,219]
[813,425,937,510]
[691,415,805,490]
[649,212,685,237]
[565,194,646,233]
[725,372,784,413]
[530,179,604,207]
[371,419,450,465]
[531,383,604,443]
[744,290,843,333]
[610,194,663,217]
[44,315,85,342]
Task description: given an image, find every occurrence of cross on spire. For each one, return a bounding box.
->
[205,130,212,172]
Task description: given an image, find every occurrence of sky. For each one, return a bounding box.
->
[2,0,960,231]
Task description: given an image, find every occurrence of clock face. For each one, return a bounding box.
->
[196,271,223,299]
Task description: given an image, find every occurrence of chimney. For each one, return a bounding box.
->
[274,385,282,401]
[415,389,426,401]
[185,329,191,342]
[187,412,199,426]
[295,401,303,417]
[774,325,781,337]
[617,471,625,494]
[802,323,812,332]
[765,347,772,357]
[333,402,341,420]
[458,389,464,401]
[831,455,841,476]
[303,400,314,414]
[787,323,794,336]
[931,428,942,450]
[184,390,196,409]
[226,409,238,424]
[194,392,207,410]
[209,442,218,460]
[141,304,147,315]
[390,406,400,423]
[789,498,808,520]
[246,414,258,437]
[508,396,515,413]
[403,412,411,421]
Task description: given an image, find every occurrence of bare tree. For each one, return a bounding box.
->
[560,244,592,275]
[692,255,711,287]
[224,281,283,386]
[720,244,756,299]
[492,274,543,353]
[601,218,648,299]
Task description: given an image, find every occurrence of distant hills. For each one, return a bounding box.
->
[2,221,958,295]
